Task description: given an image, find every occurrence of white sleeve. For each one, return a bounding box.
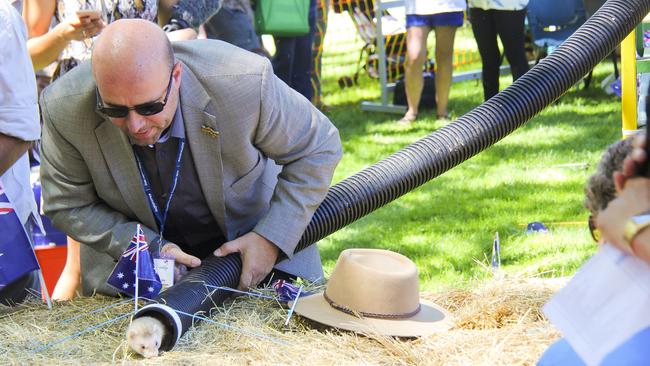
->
[0,2,40,142]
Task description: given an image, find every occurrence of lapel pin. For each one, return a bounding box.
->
[201,125,220,138]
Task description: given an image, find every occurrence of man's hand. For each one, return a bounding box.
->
[597,178,650,265]
[58,16,104,42]
[213,232,280,291]
[160,242,201,282]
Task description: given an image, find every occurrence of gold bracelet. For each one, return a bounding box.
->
[623,213,650,247]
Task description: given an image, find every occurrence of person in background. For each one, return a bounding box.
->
[597,133,650,264]
[468,0,530,101]
[202,0,269,56]
[310,0,329,110]
[39,19,342,296]
[537,135,650,365]
[21,0,104,72]
[0,0,42,305]
[22,0,196,301]
[22,0,196,78]
[583,138,633,217]
[399,0,466,124]
[272,0,317,101]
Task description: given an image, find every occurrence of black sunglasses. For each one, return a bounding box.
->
[96,68,174,118]
[588,215,601,242]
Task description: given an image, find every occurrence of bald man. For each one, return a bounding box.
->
[39,19,342,295]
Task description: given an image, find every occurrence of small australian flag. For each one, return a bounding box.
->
[0,183,39,287]
[107,225,162,299]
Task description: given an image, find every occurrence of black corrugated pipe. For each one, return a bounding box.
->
[137,0,649,352]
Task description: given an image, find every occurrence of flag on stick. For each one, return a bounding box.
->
[491,232,501,270]
[0,184,39,287]
[107,225,161,299]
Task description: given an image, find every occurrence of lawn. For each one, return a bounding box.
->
[316,13,622,291]
[0,11,627,365]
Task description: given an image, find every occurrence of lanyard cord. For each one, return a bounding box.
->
[133,138,185,251]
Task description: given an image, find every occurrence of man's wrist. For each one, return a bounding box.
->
[253,230,284,262]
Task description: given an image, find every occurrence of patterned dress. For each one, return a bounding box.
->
[56,0,158,62]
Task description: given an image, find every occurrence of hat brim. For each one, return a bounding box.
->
[290,292,453,337]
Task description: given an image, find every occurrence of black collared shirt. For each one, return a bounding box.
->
[132,104,225,259]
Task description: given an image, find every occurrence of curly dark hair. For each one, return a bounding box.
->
[584,137,634,215]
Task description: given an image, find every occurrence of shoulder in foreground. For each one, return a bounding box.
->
[172,39,269,77]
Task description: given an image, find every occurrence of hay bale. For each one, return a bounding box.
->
[0,276,565,365]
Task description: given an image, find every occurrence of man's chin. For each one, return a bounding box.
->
[130,133,159,146]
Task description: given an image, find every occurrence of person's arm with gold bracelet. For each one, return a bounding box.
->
[597,177,650,265]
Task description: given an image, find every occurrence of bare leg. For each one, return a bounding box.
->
[400,25,431,123]
[52,237,81,300]
[433,25,458,118]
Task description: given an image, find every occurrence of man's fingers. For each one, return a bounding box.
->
[173,249,201,268]
[633,134,646,149]
[631,148,647,166]
[214,241,240,257]
[163,244,201,267]
[622,157,637,180]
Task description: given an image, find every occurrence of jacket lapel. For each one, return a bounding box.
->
[179,65,228,237]
[95,120,158,231]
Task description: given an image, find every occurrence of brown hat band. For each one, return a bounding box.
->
[323,291,421,320]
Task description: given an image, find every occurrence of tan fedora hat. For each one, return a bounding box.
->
[291,248,453,337]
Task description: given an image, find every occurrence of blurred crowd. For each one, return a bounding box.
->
[11,0,548,122]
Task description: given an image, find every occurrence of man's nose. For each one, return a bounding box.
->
[126,110,145,133]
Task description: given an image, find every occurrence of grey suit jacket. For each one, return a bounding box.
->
[39,40,342,295]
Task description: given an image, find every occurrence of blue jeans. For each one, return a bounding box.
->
[538,327,650,366]
[271,0,317,101]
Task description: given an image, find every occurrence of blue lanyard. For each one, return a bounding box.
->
[133,138,185,243]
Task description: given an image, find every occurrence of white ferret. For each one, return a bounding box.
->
[127,316,166,358]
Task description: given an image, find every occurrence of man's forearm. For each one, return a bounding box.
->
[0,133,31,176]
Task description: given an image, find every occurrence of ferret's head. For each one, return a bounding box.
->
[127,317,164,358]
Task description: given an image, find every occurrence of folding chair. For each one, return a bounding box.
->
[527,0,587,61]
[333,0,433,88]
[527,0,616,89]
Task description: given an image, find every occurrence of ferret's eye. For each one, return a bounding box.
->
[155,341,159,347]
[141,345,145,351]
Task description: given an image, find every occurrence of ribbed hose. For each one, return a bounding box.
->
[138,0,649,351]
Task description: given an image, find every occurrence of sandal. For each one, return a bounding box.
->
[398,113,417,125]
[436,113,451,121]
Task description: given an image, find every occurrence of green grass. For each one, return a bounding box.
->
[316,20,622,290]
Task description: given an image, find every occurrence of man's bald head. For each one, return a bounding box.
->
[92,19,174,86]
[91,19,181,146]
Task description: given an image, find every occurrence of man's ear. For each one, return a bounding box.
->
[172,62,183,86]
